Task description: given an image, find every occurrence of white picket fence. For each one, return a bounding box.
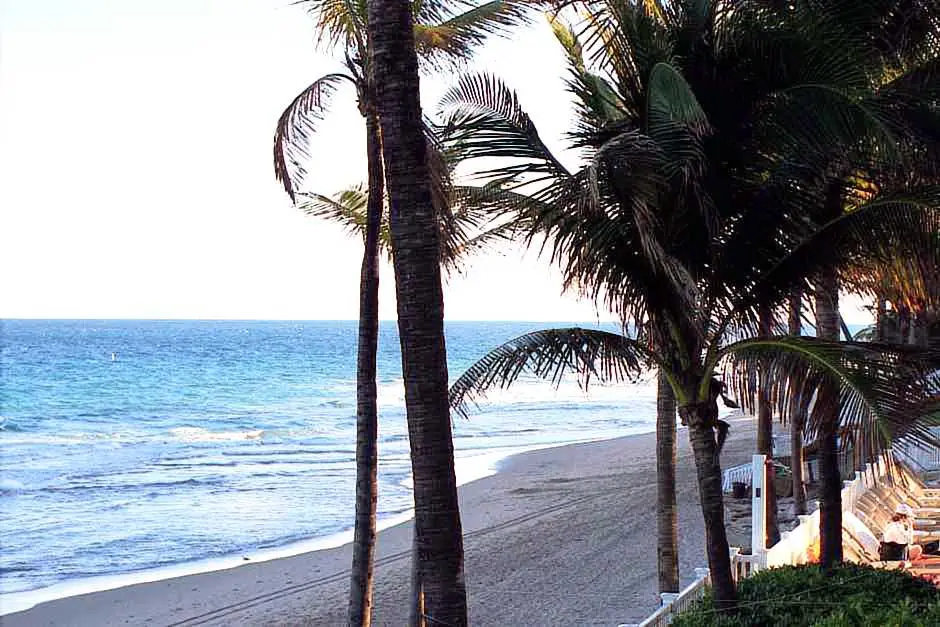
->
[721,462,751,492]
[619,568,712,627]
[624,452,893,625]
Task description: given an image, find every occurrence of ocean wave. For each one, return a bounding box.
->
[153,459,238,468]
[0,478,26,494]
[0,417,25,432]
[316,400,351,409]
[168,427,265,443]
[42,477,223,494]
[0,431,140,446]
[380,433,408,443]
[220,447,353,458]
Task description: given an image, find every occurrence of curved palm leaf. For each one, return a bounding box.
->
[716,189,940,343]
[548,14,627,143]
[449,327,653,418]
[298,180,532,273]
[297,185,391,245]
[278,2,535,202]
[301,0,368,51]
[438,73,571,180]
[722,336,940,465]
[273,73,355,201]
[414,1,534,71]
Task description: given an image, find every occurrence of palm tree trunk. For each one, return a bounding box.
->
[816,267,843,568]
[788,289,807,516]
[347,113,384,627]
[365,2,467,624]
[757,306,780,548]
[816,181,843,569]
[409,526,424,627]
[678,400,736,610]
[656,370,679,594]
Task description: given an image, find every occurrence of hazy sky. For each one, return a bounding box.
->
[1,0,872,323]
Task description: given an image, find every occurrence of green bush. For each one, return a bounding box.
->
[671,564,939,626]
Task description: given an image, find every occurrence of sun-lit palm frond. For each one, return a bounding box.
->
[301,0,368,52]
[577,0,672,113]
[414,1,534,70]
[548,14,628,143]
[449,327,653,418]
[438,72,571,180]
[297,185,392,248]
[273,73,354,202]
[716,188,940,343]
[723,336,940,466]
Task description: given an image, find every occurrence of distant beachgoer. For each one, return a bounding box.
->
[882,503,923,560]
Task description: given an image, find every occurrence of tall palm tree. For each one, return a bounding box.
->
[364,0,485,622]
[787,289,807,516]
[440,1,940,607]
[656,369,679,593]
[776,0,940,566]
[273,3,529,624]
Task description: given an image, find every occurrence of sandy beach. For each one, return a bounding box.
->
[3,416,757,626]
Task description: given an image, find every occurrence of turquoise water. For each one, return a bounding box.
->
[0,319,657,605]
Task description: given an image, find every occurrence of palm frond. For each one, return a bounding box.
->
[723,336,940,466]
[414,1,534,70]
[548,14,627,143]
[438,72,570,179]
[646,61,710,133]
[719,188,940,342]
[450,327,653,418]
[761,83,903,167]
[441,184,534,267]
[297,185,392,248]
[301,0,368,52]
[273,73,354,201]
[577,0,672,114]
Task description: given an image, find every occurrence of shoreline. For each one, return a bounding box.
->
[4,415,757,626]
[0,427,661,617]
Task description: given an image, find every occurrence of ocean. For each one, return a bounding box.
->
[0,319,658,612]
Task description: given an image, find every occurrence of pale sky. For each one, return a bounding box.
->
[0,0,872,324]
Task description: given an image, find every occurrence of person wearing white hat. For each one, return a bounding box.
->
[882,503,923,560]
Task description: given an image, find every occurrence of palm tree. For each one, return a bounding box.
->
[361,0,513,622]
[440,2,940,608]
[787,289,807,516]
[273,3,529,624]
[656,369,679,593]
[776,0,940,566]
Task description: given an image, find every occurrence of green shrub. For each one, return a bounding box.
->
[671,564,939,626]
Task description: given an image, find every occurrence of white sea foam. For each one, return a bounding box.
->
[168,427,266,442]
[0,478,25,493]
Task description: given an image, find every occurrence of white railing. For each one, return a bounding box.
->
[619,568,711,627]
[730,548,762,581]
[722,462,752,492]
